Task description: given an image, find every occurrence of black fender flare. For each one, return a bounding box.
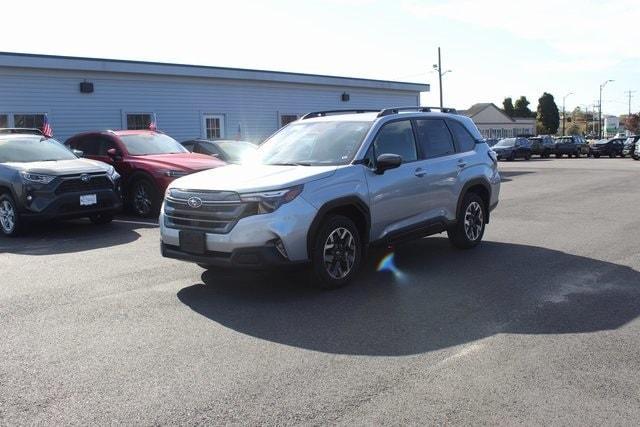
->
[455,178,492,222]
[306,196,371,258]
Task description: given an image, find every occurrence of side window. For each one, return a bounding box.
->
[182,142,195,152]
[73,136,100,156]
[414,119,455,159]
[98,137,117,156]
[373,120,417,162]
[448,120,476,152]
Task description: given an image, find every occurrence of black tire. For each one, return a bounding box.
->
[574,152,580,158]
[89,213,114,225]
[311,215,362,289]
[447,193,486,249]
[507,152,515,161]
[609,152,616,158]
[0,193,23,237]
[128,178,160,218]
[556,153,562,158]
[524,154,531,161]
[594,153,601,158]
[633,155,639,161]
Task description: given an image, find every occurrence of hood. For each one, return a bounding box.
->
[132,153,225,172]
[170,163,338,193]
[492,146,511,151]
[3,158,111,175]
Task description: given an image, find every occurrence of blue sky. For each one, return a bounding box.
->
[1,0,638,115]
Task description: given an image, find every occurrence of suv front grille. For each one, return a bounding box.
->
[55,173,113,195]
[164,190,256,234]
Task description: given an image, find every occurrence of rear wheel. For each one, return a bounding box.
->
[594,153,601,158]
[556,153,562,158]
[129,178,160,218]
[89,213,114,225]
[311,215,362,289]
[609,152,616,158]
[448,193,486,249]
[0,193,23,237]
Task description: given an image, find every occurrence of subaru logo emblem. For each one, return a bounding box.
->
[187,196,203,209]
[80,174,91,183]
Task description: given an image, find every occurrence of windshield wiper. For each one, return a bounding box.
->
[269,162,312,166]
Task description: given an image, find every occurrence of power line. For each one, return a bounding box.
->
[625,90,636,115]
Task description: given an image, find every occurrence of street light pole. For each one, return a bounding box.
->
[599,79,613,139]
[432,48,452,109]
[562,92,574,136]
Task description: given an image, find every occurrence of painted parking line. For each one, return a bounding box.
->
[113,219,159,227]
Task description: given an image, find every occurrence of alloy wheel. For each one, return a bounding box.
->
[464,201,484,241]
[133,183,152,215]
[323,227,356,280]
[0,200,16,234]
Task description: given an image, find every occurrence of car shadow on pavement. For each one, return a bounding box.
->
[0,219,154,255]
[499,170,535,182]
[177,237,640,356]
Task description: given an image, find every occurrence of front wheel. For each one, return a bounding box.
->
[524,154,531,161]
[311,215,362,289]
[556,153,562,158]
[129,178,160,218]
[448,193,486,249]
[0,193,23,237]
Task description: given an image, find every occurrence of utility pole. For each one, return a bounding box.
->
[625,90,636,115]
[432,47,451,109]
[562,92,574,136]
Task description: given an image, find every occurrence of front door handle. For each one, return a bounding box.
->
[457,161,467,168]
[414,168,427,177]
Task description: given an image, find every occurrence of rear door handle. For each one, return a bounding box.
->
[414,168,427,177]
[457,161,467,168]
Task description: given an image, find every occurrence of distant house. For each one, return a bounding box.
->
[460,103,536,138]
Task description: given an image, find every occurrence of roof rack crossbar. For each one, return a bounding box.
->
[300,109,380,120]
[377,106,458,117]
[0,128,44,135]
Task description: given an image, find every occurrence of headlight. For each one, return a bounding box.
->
[20,171,55,184]
[240,185,303,214]
[164,170,189,178]
[106,165,120,181]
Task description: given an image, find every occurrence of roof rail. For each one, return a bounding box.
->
[300,109,380,120]
[377,106,458,117]
[0,128,44,135]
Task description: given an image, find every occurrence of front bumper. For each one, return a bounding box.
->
[20,189,122,221]
[160,195,318,264]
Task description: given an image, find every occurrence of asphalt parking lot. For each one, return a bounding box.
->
[1,158,639,425]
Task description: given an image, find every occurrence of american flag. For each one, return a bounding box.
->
[41,114,53,138]
[149,113,158,131]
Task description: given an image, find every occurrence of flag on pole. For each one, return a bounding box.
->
[149,113,158,131]
[41,114,53,138]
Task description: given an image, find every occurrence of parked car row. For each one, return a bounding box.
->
[488,134,640,161]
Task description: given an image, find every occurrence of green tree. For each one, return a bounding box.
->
[567,123,581,135]
[514,96,533,117]
[536,92,560,134]
[624,113,640,134]
[502,97,515,117]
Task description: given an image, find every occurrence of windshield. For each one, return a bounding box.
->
[495,138,516,147]
[216,141,257,162]
[119,133,188,155]
[254,121,372,166]
[0,136,78,163]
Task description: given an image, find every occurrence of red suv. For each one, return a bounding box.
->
[66,130,225,217]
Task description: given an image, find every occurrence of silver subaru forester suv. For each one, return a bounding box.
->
[160,107,501,288]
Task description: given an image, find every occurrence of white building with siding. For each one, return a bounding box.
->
[460,103,536,138]
[0,52,428,143]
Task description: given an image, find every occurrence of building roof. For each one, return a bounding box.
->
[460,103,502,119]
[0,52,429,93]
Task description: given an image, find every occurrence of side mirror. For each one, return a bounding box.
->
[375,153,402,174]
[107,148,122,161]
[72,149,84,157]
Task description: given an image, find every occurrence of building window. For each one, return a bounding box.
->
[126,113,153,130]
[203,114,225,139]
[14,114,45,129]
[280,114,299,127]
[0,114,7,128]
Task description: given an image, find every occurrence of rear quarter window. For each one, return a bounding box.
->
[448,120,477,152]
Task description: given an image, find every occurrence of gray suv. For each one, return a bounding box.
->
[160,107,501,288]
